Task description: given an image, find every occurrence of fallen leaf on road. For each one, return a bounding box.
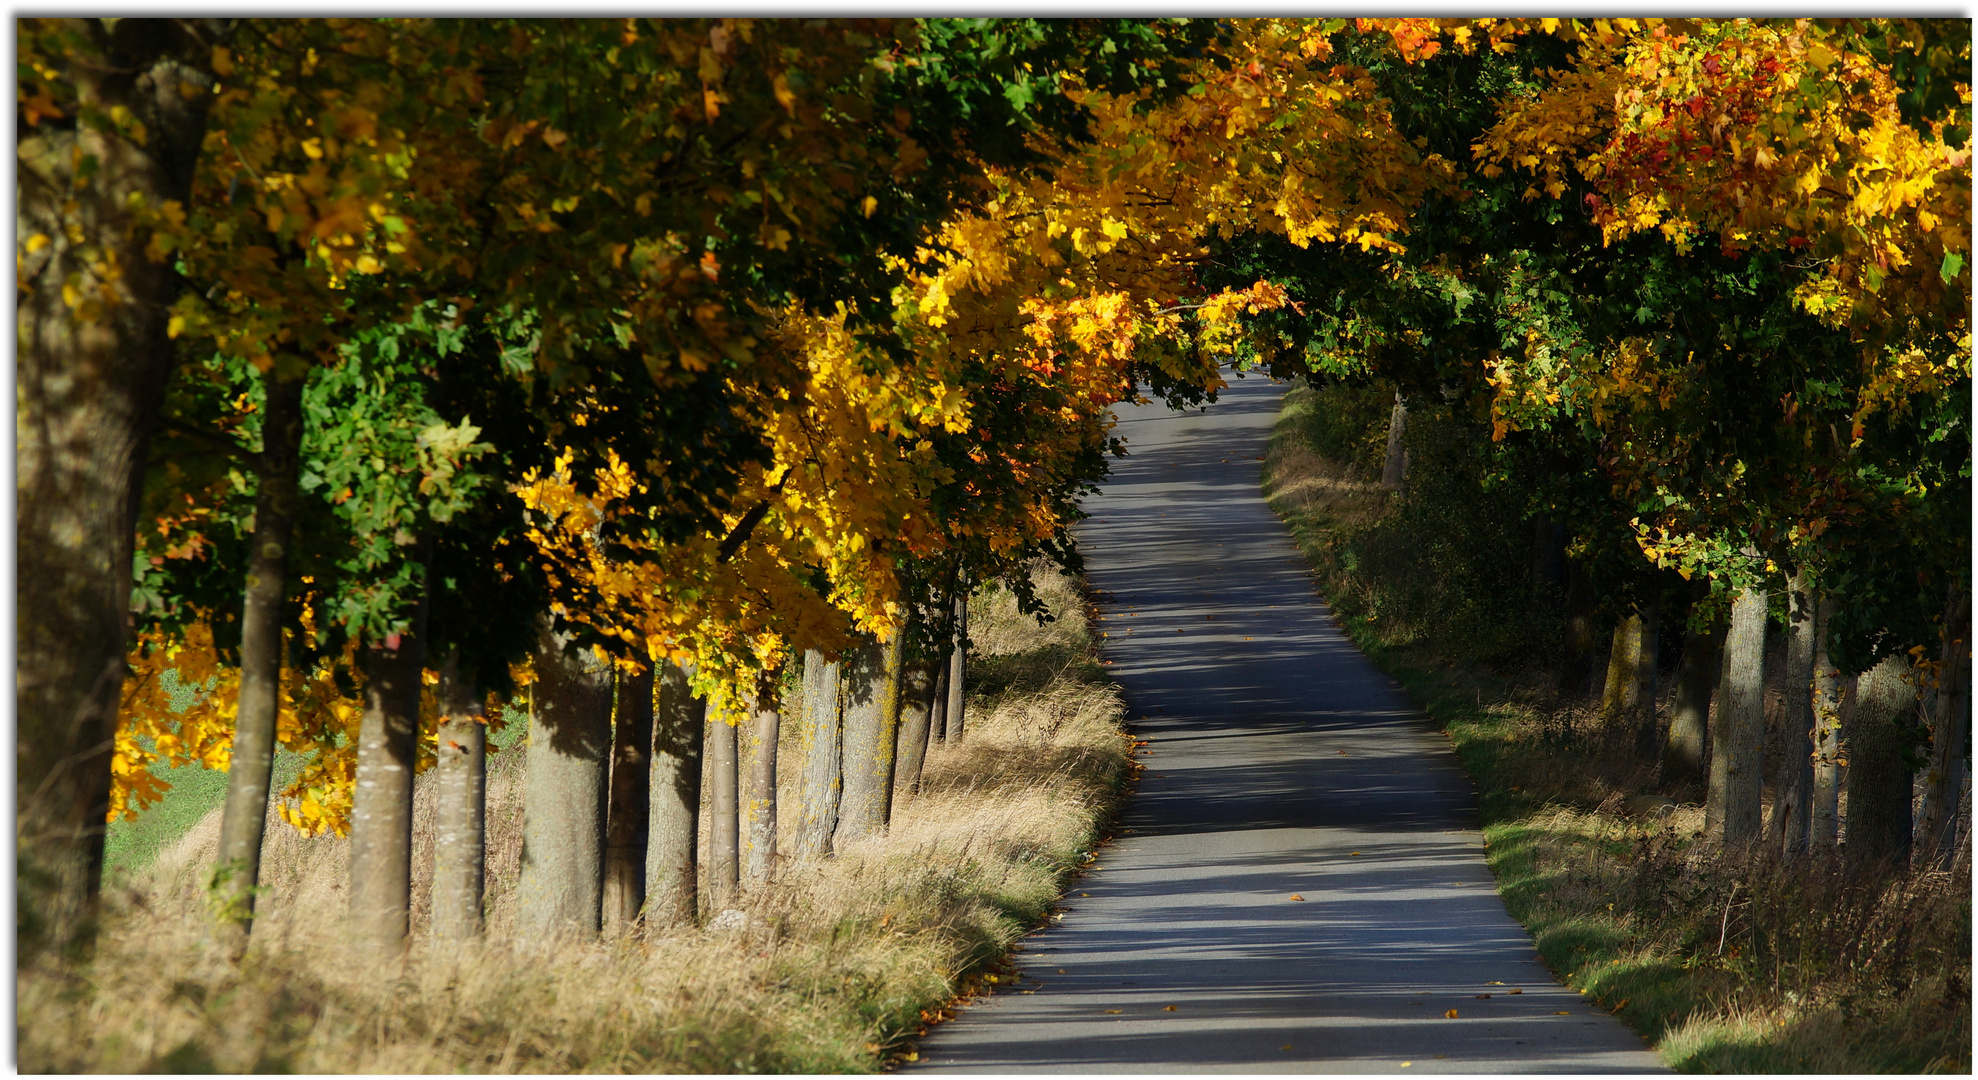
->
[1104,1009,1122,1015]
[1554,1011,1572,1015]
[1444,1009,1459,1019]
[1057,969,1067,974]
[1280,1045,1294,1052]
[1288,894,1305,901]
[1510,988,1523,994]
[1350,851,1361,856]
[1164,1005,1178,1011]
[1475,993,1492,999]
[1486,981,1505,985]
[1400,1063,1412,1069]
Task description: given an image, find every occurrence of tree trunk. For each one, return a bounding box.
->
[348,573,431,958]
[837,635,905,846]
[930,643,952,743]
[1561,562,1602,699]
[743,676,781,887]
[1707,585,1767,848]
[894,659,937,807]
[1600,613,1643,728]
[1530,515,1566,598]
[1845,654,1920,867]
[1666,622,1721,783]
[1380,390,1408,492]
[16,17,221,956]
[644,660,704,929]
[792,650,843,859]
[1810,594,1846,852]
[212,372,305,950]
[430,651,486,943]
[1916,589,1970,866]
[603,666,653,937]
[705,706,740,912]
[1776,573,1817,857]
[516,624,612,942]
[946,595,969,743]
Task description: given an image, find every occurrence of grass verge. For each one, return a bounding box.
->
[1264,382,1971,1074]
[18,563,1130,1073]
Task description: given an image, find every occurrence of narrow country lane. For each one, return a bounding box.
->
[910,374,1665,1074]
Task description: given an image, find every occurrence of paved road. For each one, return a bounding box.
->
[910,375,1664,1074]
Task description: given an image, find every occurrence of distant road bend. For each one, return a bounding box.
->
[910,374,1664,1074]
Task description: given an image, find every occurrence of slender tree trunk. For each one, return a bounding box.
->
[793,650,843,859]
[1380,390,1408,492]
[946,596,969,743]
[930,644,952,743]
[1776,573,1817,857]
[212,372,305,950]
[894,660,937,807]
[1707,585,1767,848]
[1666,622,1721,783]
[1633,599,1662,759]
[1561,562,1602,698]
[837,635,905,846]
[1916,589,1970,866]
[1810,594,1846,852]
[644,660,704,929]
[1845,655,1920,867]
[743,675,781,887]
[348,568,431,958]
[516,624,612,942]
[16,18,222,956]
[431,650,486,943]
[603,666,653,936]
[705,706,740,912]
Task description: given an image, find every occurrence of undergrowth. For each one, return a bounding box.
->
[17,563,1130,1073]
[1265,380,1972,1074]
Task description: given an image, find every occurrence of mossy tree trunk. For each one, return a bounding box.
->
[1665,622,1722,784]
[1380,390,1408,492]
[644,660,704,929]
[1772,573,1817,857]
[743,675,781,887]
[838,634,905,846]
[1810,595,1846,852]
[516,624,612,942]
[893,660,937,807]
[431,651,486,943]
[793,650,843,859]
[1845,654,1920,868]
[213,371,306,951]
[1707,585,1767,848]
[603,666,653,936]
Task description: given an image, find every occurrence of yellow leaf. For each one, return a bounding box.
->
[1444,1008,1459,1018]
[25,233,49,254]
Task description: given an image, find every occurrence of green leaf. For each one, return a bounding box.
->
[1939,251,1964,284]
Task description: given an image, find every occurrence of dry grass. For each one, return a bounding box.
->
[1263,388,1973,1074]
[17,563,1130,1073]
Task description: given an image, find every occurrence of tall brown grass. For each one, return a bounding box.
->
[17,563,1129,1073]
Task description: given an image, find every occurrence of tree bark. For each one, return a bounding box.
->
[946,595,969,743]
[837,635,904,847]
[743,677,781,887]
[792,650,843,859]
[348,573,431,959]
[430,651,486,943]
[16,17,222,956]
[1665,622,1721,783]
[705,705,741,912]
[1380,390,1408,492]
[930,643,952,743]
[603,666,653,936]
[644,660,704,929]
[1810,594,1846,852]
[515,624,612,942]
[1776,573,1817,857]
[212,372,305,950]
[1600,613,1643,728]
[894,660,937,807]
[1707,585,1767,848]
[1845,654,1920,868]
[1916,589,1970,866]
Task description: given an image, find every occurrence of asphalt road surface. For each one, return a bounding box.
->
[909,374,1664,1074]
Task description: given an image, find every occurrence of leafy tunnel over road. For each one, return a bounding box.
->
[908,374,1666,1074]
